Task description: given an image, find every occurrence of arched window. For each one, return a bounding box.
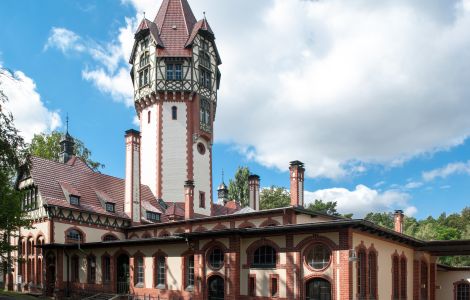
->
[306,278,331,300]
[102,255,111,283]
[421,261,428,300]
[134,255,144,287]
[392,255,399,300]
[368,250,378,300]
[148,110,151,124]
[305,244,331,270]
[357,247,367,299]
[185,255,195,290]
[102,234,118,241]
[71,255,79,283]
[172,106,177,120]
[253,245,276,268]
[87,255,96,284]
[65,229,83,244]
[400,256,407,299]
[155,255,166,288]
[208,247,224,270]
[455,281,470,300]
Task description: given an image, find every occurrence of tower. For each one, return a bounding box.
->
[59,117,75,164]
[130,0,221,216]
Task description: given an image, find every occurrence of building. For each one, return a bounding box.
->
[4,0,470,299]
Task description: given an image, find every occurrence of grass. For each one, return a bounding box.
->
[0,290,46,299]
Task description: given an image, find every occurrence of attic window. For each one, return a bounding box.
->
[146,211,160,222]
[70,195,80,206]
[105,202,115,213]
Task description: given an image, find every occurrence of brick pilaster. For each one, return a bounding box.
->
[413,259,420,300]
[228,235,240,300]
[339,229,352,300]
[285,234,296,300]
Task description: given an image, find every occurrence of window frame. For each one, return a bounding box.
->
[356,247,367,299]
[134,255,145,287]
[185,254,195,290]
[138,67,150,88]
[270,274,279,298]
[252,245,277,269]
[455,280,470,300]
[166,63,183,81]
[65,228,84,244]
[102,254,111,283]
[199,191,206,208]
[105,202,115,213]
[171,106,177,120]
[155,254,166,289]
[69,195,80,206]
[248,274,256,297]
[304,243,332,271]
[207,247,224,270]
[87,254,96,284]
[146,211,160,222]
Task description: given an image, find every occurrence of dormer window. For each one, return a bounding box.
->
[146,211,160,222]
[166,63,182,81]
[105,202,115,213]
[70,195,80,206]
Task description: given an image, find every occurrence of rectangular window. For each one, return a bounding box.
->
[186,255,194,288]
[199,98,211,132]
[139,67,149,87]
[199,67,211,89]
[135,257,144,285]
[103,256,111,283]
[270,275,279,297]
[199,191,205,208]
[146,211,160,222]
[166,63,182,81]
[70,195,80,206]
[87,256,96,284]
[249,275,256,297]
[105,202,115,213]
[156,255,165,287]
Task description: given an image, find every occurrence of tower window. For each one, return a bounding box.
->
[140,36,149,50]
[199,98,211,132]
[166,63,182,81]
[197,142,206,155]
[171,106,177,120]
[199,191,205,208]
[139,67,149,87]
[148,110,151,123]
[199,67,211,89]
[140,52,149,68]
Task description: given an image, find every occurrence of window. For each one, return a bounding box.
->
[199,67,211,89]
[270,275,279,297]
[71,255,79,282]
[305,244,331,270]
[70,195,80,206]
[103,234,118,241]
[166,63,182,81]
[199,191,205,208]
[357,248,367,299]
[66,229,83,243]
[368,251,378,300]
[140,37,149,50]
[139,67,149,87]
[171,106,177,120]
[103,255,111,283]
[392,255,399,300]
[22,187,38,211]
[197,142,206,155]
[456,282,470,300]
[146,211,160,222]
[186,255,195,289]
[208,247,224,269]
[87,255,96,284]
[105,202,115,213]
[135,256,144,286]
[140,52,149,68]
[199,40,211,69]
[400,256,407,299]
[156,255,166,288]
[253,245,276,268]
[147,110,151,123]
[248,275,256,297]
[199,98,211,132]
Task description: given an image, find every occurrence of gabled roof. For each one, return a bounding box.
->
[28,156,163,220]
[185,18,222,65]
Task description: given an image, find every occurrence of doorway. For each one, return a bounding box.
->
[208,275,224,300]
[116,254,130,294]
[45,253,55,297]
[305,278,331,300]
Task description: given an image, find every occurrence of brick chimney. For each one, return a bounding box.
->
[394,210,404,233]
[184,180,195,220]
[125,129,141,223]
[248,174,260,211]
[289,160,305,207]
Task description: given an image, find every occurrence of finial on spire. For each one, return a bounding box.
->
[66,113,69,133]
[143,11,146,19]
[203,11,206,20]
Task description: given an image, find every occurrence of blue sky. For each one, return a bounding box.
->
[1,0,470,219]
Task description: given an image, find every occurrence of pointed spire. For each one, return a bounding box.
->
[217,169,228,204]
[59,114,75,164]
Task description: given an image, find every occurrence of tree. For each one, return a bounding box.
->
[260,186,290,210]
[0,70,32,284]
[227,166,250,207]
[30,131,104,171]
[364,212,394,229]
[306,199,341,216]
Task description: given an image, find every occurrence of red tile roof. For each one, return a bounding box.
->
[29,156,163,220]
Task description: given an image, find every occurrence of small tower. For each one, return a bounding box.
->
[59,117,75,164]
[217,182,228,205]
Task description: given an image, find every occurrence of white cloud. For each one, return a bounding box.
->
[44,27,85,53]
[0,68,61,141]
[404,181,423,189]
[47,0,470,179]
[422,160,470,181]
[305,184,417,218]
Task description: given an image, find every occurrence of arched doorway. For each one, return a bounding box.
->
[116,254,129,294]
[45,253,56,297]
[208,275,224,300]
[306,278,331,300]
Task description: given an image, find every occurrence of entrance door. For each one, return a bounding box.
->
[45,254,55,297]
[306,278,331,300]
[208,275,224,300]
[116,254,129,294]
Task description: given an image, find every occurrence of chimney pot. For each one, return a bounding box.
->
[394,210,404,233]
[289,160,305,207]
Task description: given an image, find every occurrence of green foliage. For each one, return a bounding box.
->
[364,212,394,229]
[227,166,250,207]
[30,131,104,171]
[260,186,290,210]
[306,199,341,216]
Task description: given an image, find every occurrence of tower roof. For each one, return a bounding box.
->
[154,0,197,57]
